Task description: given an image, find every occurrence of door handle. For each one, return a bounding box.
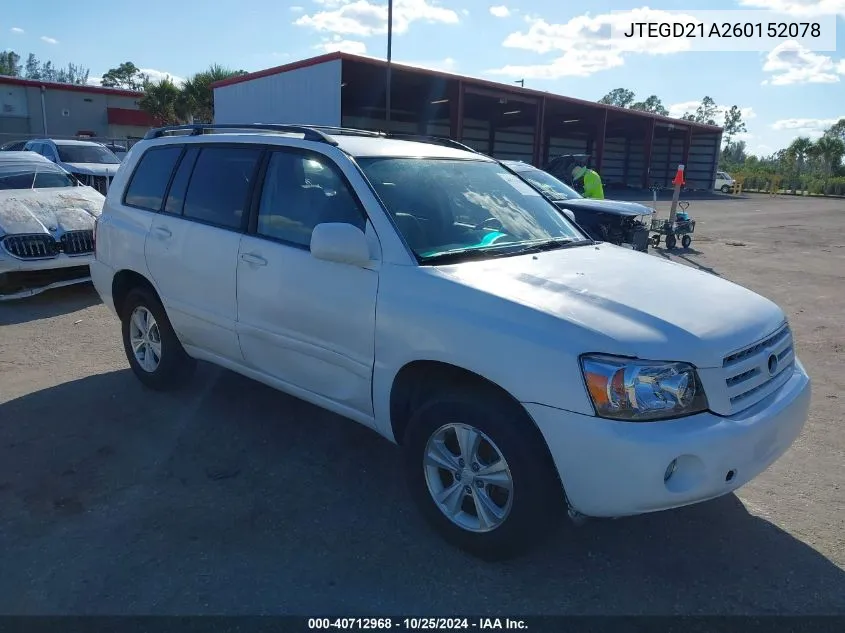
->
[240,252,267,266]
[152,226,172,239]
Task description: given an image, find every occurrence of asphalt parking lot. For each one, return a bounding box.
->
[1,193,843,615]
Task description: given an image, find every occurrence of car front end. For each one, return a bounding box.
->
[427,240,811,521]
[527,329,810,518]
[0,188,103,300]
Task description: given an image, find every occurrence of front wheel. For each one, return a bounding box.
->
[121,287,196,390]
[721,184,731,193]
[403,389,564,560]
[681,234,692,249]
[665,234,677,250]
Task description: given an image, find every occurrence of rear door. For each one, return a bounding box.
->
[141,142,264,362]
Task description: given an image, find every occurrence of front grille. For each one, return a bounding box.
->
[73,173,110,195]
[60,230,94,255]
[2,234,59,259]
[722,323,795,413]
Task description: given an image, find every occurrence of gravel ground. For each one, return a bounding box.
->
[0,193,843,615]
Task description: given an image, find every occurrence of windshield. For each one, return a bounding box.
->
[358,157,587,263]
[510,165,582,201]
[56,144,120,165]
[0,161,77,190]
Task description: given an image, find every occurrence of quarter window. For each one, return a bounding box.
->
[255,150,365,248]
[182,146,262,230]
[164,147,200,215]
[124,146,183,211]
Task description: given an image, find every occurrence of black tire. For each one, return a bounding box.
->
[681,234,692,249]
[651,234,660,247]
[721,184,730,193]
[665,234,677,250]
[403,386,564,560]
[121,287,196,390]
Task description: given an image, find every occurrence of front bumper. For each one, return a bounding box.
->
[0,253,93,300]
[525,359,811,518]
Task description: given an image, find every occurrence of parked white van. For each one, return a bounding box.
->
[90,124,811,560]
[715,170,736,193]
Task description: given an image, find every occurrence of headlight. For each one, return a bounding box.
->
[580,354,708,421]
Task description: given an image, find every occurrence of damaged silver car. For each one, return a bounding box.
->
[0,152,104,300]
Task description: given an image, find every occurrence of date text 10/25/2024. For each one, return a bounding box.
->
[308,618,528,630]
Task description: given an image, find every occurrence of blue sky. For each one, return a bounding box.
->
[3,0,844,154]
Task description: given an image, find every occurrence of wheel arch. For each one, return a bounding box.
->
[389,359,569,509]
[111,269,159,319]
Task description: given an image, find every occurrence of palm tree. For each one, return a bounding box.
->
[180,65,247,123]
[813,135,845,177]
[139,78,187,126]
[786,137,813,174]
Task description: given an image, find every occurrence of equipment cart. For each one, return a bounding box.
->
[650,201,696,250]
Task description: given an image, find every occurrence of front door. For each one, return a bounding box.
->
[235,148,379,417]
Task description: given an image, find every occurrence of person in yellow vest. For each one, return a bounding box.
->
[572,165,605,200]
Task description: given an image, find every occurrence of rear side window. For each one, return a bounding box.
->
[182,146,262,230]
[124,146,182,211]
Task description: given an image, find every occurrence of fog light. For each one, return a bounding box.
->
[664,459,678,482]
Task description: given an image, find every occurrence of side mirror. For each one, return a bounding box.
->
[310,222,371,266]
[561,208,576,222]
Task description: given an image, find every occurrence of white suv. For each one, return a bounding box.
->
[91,124,811,559]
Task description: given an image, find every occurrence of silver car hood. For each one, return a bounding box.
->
[61,162,120,177]
[0,187,104,236]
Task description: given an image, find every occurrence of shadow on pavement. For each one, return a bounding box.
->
[1,368,843,615]
[0,283,101,326]
[654,248,723,277]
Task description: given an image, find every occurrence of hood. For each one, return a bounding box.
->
[61,162,120,177]
[431,244,785,369]
[555,198,654,217]
[0,188,104,236]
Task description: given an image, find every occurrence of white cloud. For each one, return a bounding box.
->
[490,5,510,18]
[318,38,368,54]
[40,36,58,44]
[485,8,699,79]
[667,101,756,122]
[771,116,845,136]
[762,40,844,85]
[400,57,458,73]
[87,68,185,89]
[290,5,304,11]
[462,9,469,16]
[10,27,24,34]
[738,0,845,16]
[295,0,459,37]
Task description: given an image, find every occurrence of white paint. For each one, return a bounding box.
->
[92,130,812,521]
[212,60,343,127]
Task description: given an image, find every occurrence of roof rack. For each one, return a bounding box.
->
[142,123,339,145]
[301,125,384,138]
[384,133,481,154]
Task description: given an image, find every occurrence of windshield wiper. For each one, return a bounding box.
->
[418,237,590,265]
[504,237,591,256]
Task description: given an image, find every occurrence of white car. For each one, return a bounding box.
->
[24,138,121,195]
[0,152,104,300]
[715,170,736,193]
[91,124,811,559]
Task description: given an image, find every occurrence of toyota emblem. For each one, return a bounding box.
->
[767,354,779,376]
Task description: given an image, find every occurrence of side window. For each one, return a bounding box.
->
[182,146,261,230]
[164,147,200,215]
[124,146,183,211]
[255,150,366,248]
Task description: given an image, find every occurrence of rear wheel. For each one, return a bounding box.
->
[403,387,564,560]
[121,287,196,390]
[681,234,692,249]
[665,234,677,250]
